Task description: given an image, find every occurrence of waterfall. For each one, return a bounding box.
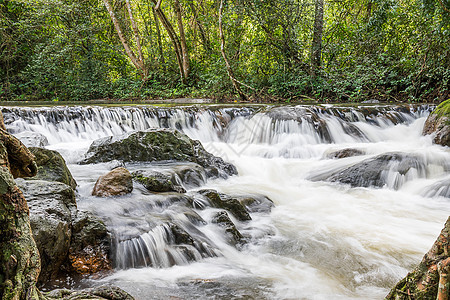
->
[4,103,449,300]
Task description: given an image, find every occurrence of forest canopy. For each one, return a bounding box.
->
[0,0,449,102]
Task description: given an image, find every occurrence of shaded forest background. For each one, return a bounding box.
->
[0,0,449,102]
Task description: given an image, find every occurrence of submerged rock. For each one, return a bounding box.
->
[198,189,251,221]
[423,99,450,147]
[16,179,76,283]
[27,147,77,189]
[212,211,244,245]
[310,152,427,189]
[325,148,365,159]
[92,167,133,197]
[132,170,185,193]
[386,217,450,300]
[15,131,49,147]
[422,179,450,198]
[80,129,237,178]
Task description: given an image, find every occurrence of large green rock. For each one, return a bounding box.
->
[27,147,77,189]
[80,129,237,178]
[423,99,450,147]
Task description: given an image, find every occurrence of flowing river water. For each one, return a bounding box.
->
[3,104,450,299]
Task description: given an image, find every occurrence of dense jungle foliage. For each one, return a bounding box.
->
[0,0,449,102]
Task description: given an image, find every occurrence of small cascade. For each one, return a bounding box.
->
[114,223,219,269]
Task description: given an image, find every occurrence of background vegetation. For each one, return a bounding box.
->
[0,0,449,102]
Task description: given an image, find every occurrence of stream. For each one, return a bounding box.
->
[3,104,450,300]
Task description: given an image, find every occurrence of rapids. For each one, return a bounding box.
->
[3,104,449,299]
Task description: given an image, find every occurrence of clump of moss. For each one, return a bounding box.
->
[433,99,450,118]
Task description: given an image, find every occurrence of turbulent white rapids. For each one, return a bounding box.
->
[3,104,450,299]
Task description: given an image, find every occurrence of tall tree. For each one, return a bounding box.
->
[103,0,148,78]
[311,0,324,78]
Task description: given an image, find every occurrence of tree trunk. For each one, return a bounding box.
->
[103,0,147,77]
[125,0,147,77]
[174,0,190,80]
[0,116,41,300]
[218,0,247,100]
[311,0,324,78]
[188,0,211,52]
[153,1,187,84]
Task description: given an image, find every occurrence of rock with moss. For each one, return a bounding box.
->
[0,128,42,299]
[92,167,133,197]
[386,217,450,300]
[132,170,185,193]
[27,147,77,189]
[80,129,237,178]
[423,99,450,147]
[46,285,134,300]
[197,190,251,221]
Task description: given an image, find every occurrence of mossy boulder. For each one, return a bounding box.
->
[80,129,237,178]
[27,147,77,189]
[132,170,185,193]
[423,99,450,147]
[197,190,251,221]
[386,217,450,300]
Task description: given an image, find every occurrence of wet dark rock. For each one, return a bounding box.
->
[69,210,111,274]
[15,131,49,147]
[16,179,76,283]
[310,152,427,189]
[386,217,450,300]
[422,179,450,198]
[46,285,134,300]
[132,170,185,193]
[198,189,251,221]
[92,167,133,197]
[27,147,77,189]
[80,129,237,178]
[326,148,365,159]
[265,106,332,143]
[212,211,244,245]
[169,223,196,246]
[423,100,450,147]
[174,163,207,187]
[233,194,274,213]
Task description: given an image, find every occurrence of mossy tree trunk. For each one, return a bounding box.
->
[0,116,42,299]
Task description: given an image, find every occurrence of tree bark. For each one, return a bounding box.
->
[0,115,41,300]
[219,0,247,100]
[125,0,147,77]
[103,0,147,77]
[152,7,165,65]
[188,0,211,52]
[174,0,190,80]
[311,0,324,78]
[153,0,188,84]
